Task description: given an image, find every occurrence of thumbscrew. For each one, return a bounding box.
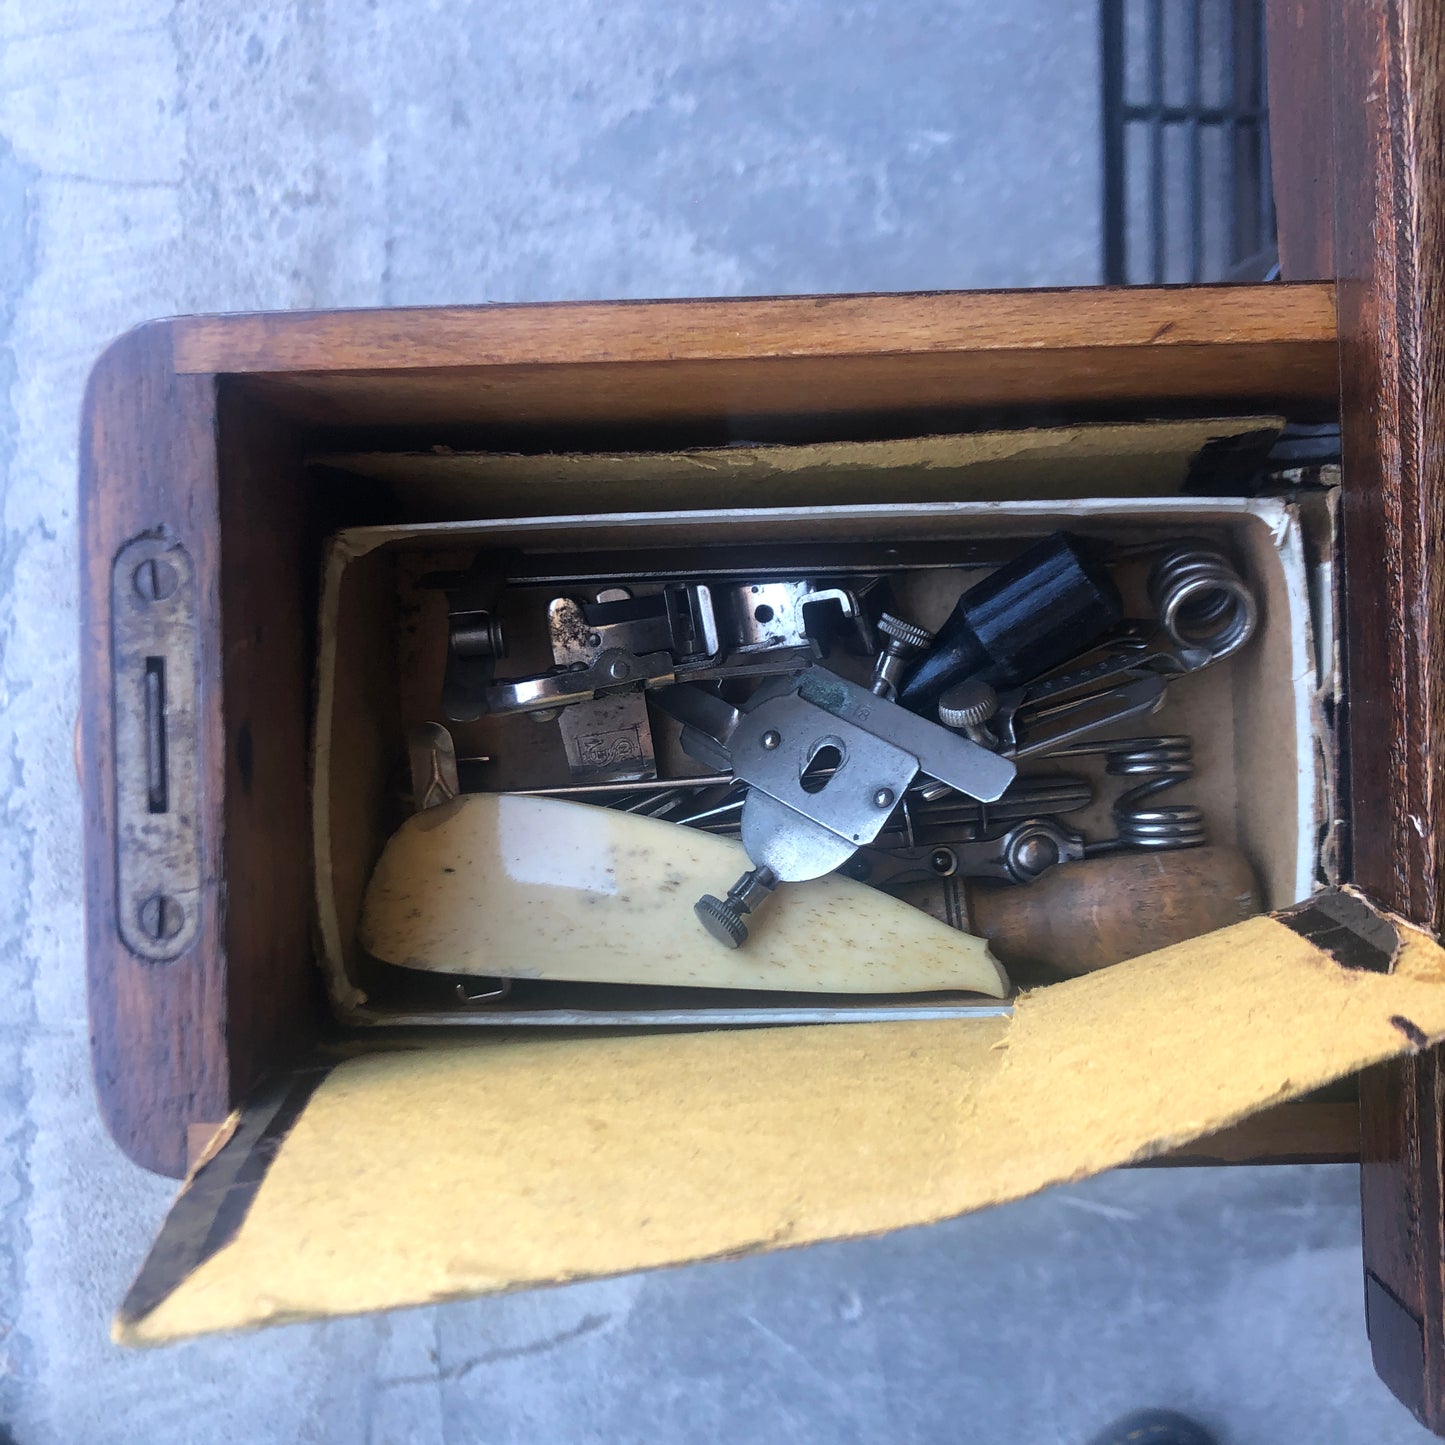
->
[694,865,779,949]
[870,613,934,700]
[937,679,999,748]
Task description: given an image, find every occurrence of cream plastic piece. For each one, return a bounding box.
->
[359,792,1010,996]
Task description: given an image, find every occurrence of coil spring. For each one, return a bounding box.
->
[1149,543,1257,663]
[1105,735,1206,850]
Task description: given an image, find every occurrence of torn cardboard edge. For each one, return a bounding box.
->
[117,1070,330,1326]
[1278,887,1402,974]
[311,416,1287,520]
[116,895,1444,1347]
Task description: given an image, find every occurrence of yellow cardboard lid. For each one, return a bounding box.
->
[117,891,1445,1345]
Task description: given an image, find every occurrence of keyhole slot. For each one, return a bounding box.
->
[144,655,168,814]
[800,740,844,794]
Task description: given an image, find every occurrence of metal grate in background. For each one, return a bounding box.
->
[1102,0,1276,285]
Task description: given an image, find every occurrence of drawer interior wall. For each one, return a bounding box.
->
[207,314,1341,1107]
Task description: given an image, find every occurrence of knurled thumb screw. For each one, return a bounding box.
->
[871,612,934,699]
[937,680,999,746]
[694,865,779,949]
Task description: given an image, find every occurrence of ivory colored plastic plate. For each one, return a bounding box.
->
[360,792,1010,997]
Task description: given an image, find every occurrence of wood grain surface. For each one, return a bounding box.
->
[1158,1099,1359,1166]
[214,383,328,1130]
[81,343,328,1179]
[171,285,1337,374]
[79,324,231,1178]
[1266,0,1337,280]
[228,345,1337,435]
[1327,0,1445,1428]
[191,286,1339,434]
[968,846,1264,977]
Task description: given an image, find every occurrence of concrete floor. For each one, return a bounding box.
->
[0,1,1433,1441]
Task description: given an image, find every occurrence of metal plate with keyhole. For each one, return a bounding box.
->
[731,700,921,878]
[112,535,201,962]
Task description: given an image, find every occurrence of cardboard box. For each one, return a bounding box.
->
[114,420,1445,1346]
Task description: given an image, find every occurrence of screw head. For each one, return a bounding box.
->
[876,612,933,651]
[133,557,179,602]
[873,787,896,810]
[608,659,630,680]
[695,894,747,948]
[138,893,183,942]
[761,729,781,750]
[929,847,957,875]
[587,632,603,649]
[1008,828,1062,881]
[938,680,999,731]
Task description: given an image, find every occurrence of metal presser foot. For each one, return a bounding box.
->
[654,665,1017,949]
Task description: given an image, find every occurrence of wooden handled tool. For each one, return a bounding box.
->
[961,845,1263,976]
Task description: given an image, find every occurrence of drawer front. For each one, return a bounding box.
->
[82,286,1340,1182]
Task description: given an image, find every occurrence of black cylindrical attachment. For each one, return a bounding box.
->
[899,532,1122,716]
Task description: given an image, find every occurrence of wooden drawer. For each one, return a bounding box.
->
[80,283,1344,1182]
[75,0,1445,1424]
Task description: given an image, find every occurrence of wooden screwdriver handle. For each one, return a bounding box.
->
[964,846,1264,976]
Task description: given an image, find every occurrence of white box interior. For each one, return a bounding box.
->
[312,480,1327,1022]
